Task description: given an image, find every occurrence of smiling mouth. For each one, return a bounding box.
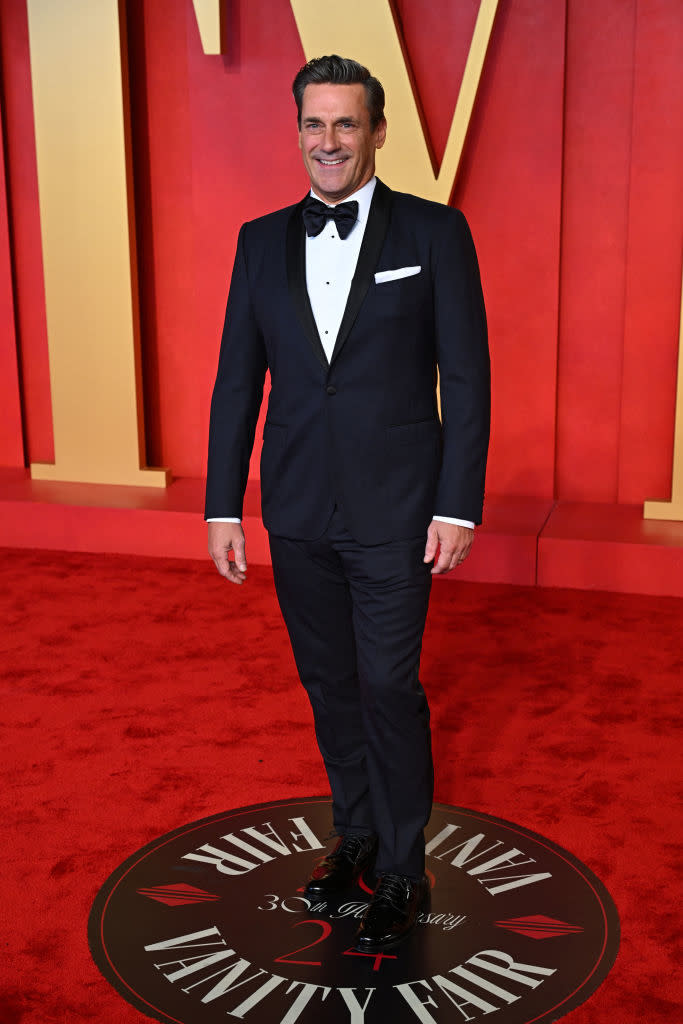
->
[316,157,346,166]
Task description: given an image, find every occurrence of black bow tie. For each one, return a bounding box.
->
[302,196,359,240]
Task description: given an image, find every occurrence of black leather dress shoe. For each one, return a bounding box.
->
[355,872,429,950]
[305,833,378,895]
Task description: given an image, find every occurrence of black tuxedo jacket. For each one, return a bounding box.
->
[205,179,490,545]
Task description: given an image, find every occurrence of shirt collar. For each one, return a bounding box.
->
[309,176,377,227]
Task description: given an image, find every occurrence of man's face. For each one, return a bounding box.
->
[298,83,386,204]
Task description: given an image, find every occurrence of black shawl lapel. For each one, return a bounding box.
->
[286,199,328,370]
[329,178,393,366]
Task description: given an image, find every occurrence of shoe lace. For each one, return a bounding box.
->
[373,873,411,911]
[336,834,371,864]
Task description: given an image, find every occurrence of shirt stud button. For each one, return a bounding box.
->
[326,385,336,396]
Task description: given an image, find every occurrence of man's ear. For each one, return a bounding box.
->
[375,118,387,151]
[297,128,302,150]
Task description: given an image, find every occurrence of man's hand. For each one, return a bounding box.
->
[208,522,248,584]
[424,520,474,575]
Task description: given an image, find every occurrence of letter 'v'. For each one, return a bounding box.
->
[192,0,500,203]
[290,0,499,203]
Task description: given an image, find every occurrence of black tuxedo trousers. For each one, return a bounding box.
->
[269,505,433,879]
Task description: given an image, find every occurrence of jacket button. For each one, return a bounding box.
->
[326,385,337,395]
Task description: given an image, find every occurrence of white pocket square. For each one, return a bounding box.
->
[374,265,421,284]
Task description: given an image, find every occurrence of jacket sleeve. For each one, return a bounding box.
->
[432,209,491,525]
[205,223,268,519]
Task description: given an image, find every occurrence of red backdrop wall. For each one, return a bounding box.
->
[0,0,681,508]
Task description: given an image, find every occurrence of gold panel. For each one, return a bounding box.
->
[27,0,169,487]
[192,0,222,55]
[643,266,683,521]
[290,0,499,202]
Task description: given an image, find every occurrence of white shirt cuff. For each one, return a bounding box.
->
[207,515,474,529]
[433,516,475,529]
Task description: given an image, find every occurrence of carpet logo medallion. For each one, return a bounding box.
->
[89,798,619,1023]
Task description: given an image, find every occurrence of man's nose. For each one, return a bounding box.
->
[320,126,340,151]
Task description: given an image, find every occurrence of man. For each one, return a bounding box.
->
[206,55,489,951]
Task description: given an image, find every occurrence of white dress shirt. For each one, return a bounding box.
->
[208,176,473,530]
[306,178,376,361]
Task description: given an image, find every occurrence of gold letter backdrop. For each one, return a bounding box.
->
[27,0,169,486]
[643,267,683,520]
[25,0,682,518]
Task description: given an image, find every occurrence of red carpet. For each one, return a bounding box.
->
[0,547,680,1022]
